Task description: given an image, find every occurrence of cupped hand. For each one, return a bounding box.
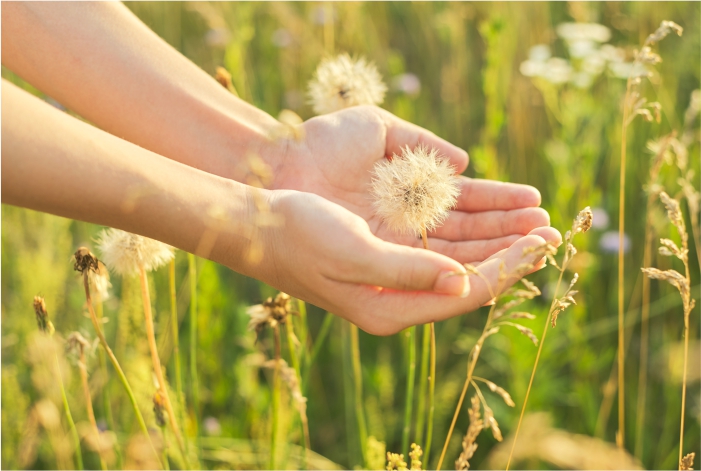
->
[257,189,561,335]
[267,105,552,265]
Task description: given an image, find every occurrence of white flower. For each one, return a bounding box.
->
[308,53,387,115]
[542,58,573,84]
[567,39,597,59]
[371,145,460,236]
[556,22,611,43]
[97,228,174,276]
[528,44,552,62]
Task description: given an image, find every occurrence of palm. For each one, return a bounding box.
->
[271,106,550,264]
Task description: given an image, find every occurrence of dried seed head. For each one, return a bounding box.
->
[33,296,54,335]
[65,332,90,358]
[680,452,695,471]
[571,206,593,235]
[371,145,460,236]
[246,292,292,335]
[641,267,690,301]
[647,20,683,45]
[263,358,308,414]
[88,261,111,301]
[659,191,686,237]
[74,247,100,274]
[308,53,387,114]
[152,391,167,428]
[97,229,174,276]
[455,395,483,471]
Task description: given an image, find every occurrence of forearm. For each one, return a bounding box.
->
[1,2,280,181]
[1,80,260,275]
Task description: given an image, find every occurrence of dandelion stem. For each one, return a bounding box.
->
[425,323,436,467]
[188,253,201,453]
[55,352,83,470]
[350,323,369,465]
[415,324,431,447]
[270,325,282,470]
[78,349,107,470]
[169,260,184,421]
[402,326,417,456]
[138,266,189,468]
[82,272,162,468]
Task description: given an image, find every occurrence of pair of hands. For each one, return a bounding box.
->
[250,106,561,335]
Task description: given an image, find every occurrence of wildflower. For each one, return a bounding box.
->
[371,145,460,237]
[386,452,408,471]
[599,231,631,254]
[96,229,174,276]
[528,45,551,62]
[65,332,90,358]
[571,206,593,235]
[590,208,610,229]
[247,292,292,335]
[392,73,421,96]
[33,296,54,335]
[203,417,222,436]
[556,22,611,43]
[308,53,387,114]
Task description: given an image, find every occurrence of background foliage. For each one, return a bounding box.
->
[2,2,700,469]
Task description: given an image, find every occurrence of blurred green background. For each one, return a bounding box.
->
[2,2,699,470]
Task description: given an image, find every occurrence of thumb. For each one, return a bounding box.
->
[341,239,471,297]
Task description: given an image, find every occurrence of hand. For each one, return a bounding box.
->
[256,189,561,335]
[267,105,554,266]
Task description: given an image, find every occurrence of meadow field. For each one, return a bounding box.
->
[2,2,700,470]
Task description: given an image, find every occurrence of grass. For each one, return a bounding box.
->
[2,2,699,470]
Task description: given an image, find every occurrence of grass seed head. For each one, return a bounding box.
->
[371,145,460,236]
[455,395,483,470]
[246,292,292,335]
[96,228,174,276]
[308,53,387,114]
[32,296,54,336]
[680,452,695,471]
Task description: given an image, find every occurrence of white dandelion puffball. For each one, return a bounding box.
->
[308,53,387,115]
[371,145,461,236]
[97,228,174,276]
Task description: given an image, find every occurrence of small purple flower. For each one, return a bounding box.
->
[203,416,221,436]
[600,231,631,253]
[591,207,609,230]
[392,73,421,96]
[272,29,292,48]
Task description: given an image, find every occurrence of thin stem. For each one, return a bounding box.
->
[303,312,334,393]
[286,319,310,469]
[79,350,107,470]
[138,266,189,468]
[401,326,417,456]
[617,74,633,451]
[635,194,655,460]
[415,324,431,447]
[162,427,170,471]
[82,272,162,468]
[55,353,83,470]
[436,302,498,470]
[169,260,184,419]
[425,323,436,467]
[94,294,122,467]
[188,253,201,451]
[506,257,568,471]
[679,249,692,469]
[297,299,309,369]
[270,325,282,471]
[350,323,369,465]
[421,228,429,250]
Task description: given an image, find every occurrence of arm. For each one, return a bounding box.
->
[1,1,556,268]
[2,81,560,335]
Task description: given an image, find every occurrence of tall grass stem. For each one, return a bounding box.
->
[350,323,369,465]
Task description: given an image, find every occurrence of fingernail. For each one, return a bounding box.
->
[435,268,471,298]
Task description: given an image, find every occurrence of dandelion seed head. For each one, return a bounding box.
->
[246,292,292,335]
[371,145,460,236]
[308,53,387,114]
[96,229,174,276]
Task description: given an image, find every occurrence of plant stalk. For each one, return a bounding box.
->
[82,272,162,468]
[350,323,369,465]
[138,266,189,468]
